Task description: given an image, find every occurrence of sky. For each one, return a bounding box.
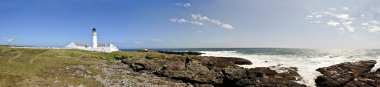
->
[1,0,380,49]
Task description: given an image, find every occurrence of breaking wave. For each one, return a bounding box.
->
[199,49,380,87]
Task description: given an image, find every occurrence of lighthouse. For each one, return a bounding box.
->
[65,27,119,53]
[92,28,98,48]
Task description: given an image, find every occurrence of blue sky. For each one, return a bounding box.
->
[1,0,380,49]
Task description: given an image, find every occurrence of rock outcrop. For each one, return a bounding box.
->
[119,54,305,87]
[344,68,380,87]
[315,60,377,87]
[193,56,253,66]
[234,67,305,87]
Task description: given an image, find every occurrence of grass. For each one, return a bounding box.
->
[0,46,158,87]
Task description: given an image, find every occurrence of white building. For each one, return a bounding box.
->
[65,28,119,53]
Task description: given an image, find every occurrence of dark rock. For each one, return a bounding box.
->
[193,83,214,87]
[120,52,305,87]
[121,58,162,72]
[191,57,236,68]
[343,68,380,87]
[116,56,126,60]
[247,67,278,79]
[315,60,377,87]
[277,67,300,80]
[222,67,247,81]
[215,57,252,65]
[129,63,145,71]
[96,60,192,87]
[235,78,306,87]
[155,60,224,84]
[235,67,305,87]
[191,56,252,68]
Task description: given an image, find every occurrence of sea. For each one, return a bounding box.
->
[122,48,380,86]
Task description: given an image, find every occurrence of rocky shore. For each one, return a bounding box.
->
[114,51,380,87]
[117,52,306,87]
[2,46,380,87]
[4,46,379,87]
[315,60,380,87]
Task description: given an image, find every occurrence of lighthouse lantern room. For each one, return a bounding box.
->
[92,28,98,48]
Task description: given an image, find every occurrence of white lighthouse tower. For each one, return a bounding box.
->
[65,28,119,53]
[92,28,98,48]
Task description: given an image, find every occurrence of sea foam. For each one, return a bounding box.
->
[200,50,380,87]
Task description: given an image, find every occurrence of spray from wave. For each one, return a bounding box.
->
[198,49,380,87]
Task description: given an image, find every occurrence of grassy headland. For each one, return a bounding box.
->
[0,46,167,87]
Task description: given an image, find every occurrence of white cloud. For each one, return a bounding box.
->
[367,25,380,32]
[170,18,203,26]
[192,21,204,26]
[132,40,143,44]
[191,14,209,21]
[171,13,234,30]
[335,14,351,20]
[306,15,313,18]
[3,37,15,42]
[307,7,359,33]
[361,20,380,32]
[328,8,337,11]
[346,25,355,32]
[175,3,191,7]
[342,21,353,25]
[315,15,322,18]
[360,14,365,17]
[371,20,380,24]
[170,18,186,23]
[191,13,234,29]
[342,7,349,10]
[327,20,340,27]
[7,38,14,42]
[361,23,369,26]
[323,12,333,15]
[222,24,234,29]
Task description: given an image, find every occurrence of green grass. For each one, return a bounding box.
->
[0,46,157,87]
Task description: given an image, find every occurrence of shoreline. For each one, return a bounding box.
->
[1,46,380,87]
[120,50,306,86]
[197,50,380,87]
[123,50,380,87]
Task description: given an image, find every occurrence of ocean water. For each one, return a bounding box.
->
[151,48,380,87]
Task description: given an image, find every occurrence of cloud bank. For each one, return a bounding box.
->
[191,14,234,29]
[307,6,380,33]
[3,37,15,42]
[170,13,234,30]
[170,18,203,26]
[175,2,191,8]
[307,9,356,32]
